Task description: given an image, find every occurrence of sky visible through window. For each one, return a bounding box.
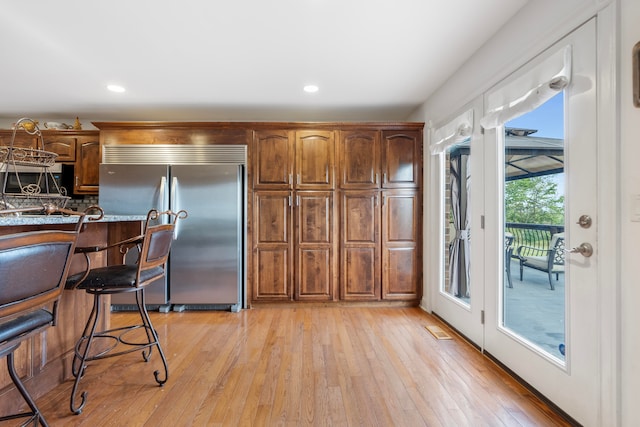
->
[506,93,564,195]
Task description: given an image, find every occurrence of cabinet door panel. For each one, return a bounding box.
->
[254,248,291,299]
[75,138,100,194]
[255,192,291,244]
[253,130,293,189]
[382,130,420,188]
[253,191,293,301]
[382,190,420,300]
[296,248,333,300]
[341,191,381,300]
[43,135,76,161]
[383,247,418,298]
[339,130,379,189]
[295,131,335,189]
[295,191,336,300]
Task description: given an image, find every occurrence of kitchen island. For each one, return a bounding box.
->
[0,214,146,416]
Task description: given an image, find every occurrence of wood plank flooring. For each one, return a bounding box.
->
[24,307,571,426]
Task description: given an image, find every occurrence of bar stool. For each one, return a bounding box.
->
[0,208,84,426]
[65,209,187,415]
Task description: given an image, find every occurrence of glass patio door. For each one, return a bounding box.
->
[483,19,599,425]
[429,99,484,346]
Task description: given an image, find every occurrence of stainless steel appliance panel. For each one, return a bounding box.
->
[99,164,170,305]
[169,164,242,305]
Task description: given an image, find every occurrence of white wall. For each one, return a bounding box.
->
[410,0,640,425]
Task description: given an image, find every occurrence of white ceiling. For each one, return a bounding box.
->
[0,0,528,123]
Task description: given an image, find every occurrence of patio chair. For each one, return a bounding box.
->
[516,232,565,290]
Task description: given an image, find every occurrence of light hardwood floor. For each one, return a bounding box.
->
[28,307,571,426]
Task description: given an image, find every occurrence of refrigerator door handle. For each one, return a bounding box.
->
[171,176,180,239]
[159,176,167,211]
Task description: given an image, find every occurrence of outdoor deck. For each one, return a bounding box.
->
[505,257,565,360]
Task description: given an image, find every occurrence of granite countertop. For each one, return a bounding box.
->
[0,214,147,226]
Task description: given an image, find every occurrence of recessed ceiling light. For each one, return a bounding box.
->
[107,84,126,93]
[303,85,319,93]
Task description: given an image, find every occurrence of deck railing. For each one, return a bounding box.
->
[505,222,564,258]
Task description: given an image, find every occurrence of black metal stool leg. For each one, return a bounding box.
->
[4,348,49,427]
[70,292,102,415]
[136,289,169,385]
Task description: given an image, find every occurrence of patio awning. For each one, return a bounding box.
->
[449,128,564,181]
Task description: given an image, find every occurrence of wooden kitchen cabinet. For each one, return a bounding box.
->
[0,129,100,194]
[74,136,100,194]
[294,191,337,301]
[381,130,421,188]
[252,190,337,302]
[252,129,335,190]
[42,133,76,161]
[252,130,294,189]
[340,191,381,300]
[252,191,293,301]
[339,130,380,189]
[295,130,335,190]
[340,189,421,301]
[339,129,421,189]
[382,190,421,300]
[249,123,422,305]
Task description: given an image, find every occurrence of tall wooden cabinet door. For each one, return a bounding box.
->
[253,191,293,301]
[75,137,100,194]
[294,191,336,301]
[340,191,381,300]
[382,190,421,300]
[295,130,335,190]
[339,130,380,189]
[381,130,421,188]
[253,130,294,189]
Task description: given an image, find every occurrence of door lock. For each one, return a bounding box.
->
[566,242,593,257]
[576,215,592,228]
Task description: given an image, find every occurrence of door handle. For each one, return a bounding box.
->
[566,242,593,257]
[171,177,180,239]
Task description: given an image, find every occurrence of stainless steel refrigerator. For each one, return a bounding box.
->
[99,163,244,312]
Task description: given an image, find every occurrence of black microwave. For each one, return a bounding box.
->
[0,164,71,196]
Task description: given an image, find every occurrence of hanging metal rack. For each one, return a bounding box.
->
[0,118,70,210]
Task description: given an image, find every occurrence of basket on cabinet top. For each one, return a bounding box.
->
[0,118,69,210]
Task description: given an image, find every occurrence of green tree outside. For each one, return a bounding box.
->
[505,176,564,225]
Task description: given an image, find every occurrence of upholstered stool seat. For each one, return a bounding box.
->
[67,264,165,291]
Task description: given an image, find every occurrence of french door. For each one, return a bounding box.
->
[429,97,484,346]
[483,19,599,425]
[430,18,600,425]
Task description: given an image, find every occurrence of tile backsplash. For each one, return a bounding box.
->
[66,196,99,212]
